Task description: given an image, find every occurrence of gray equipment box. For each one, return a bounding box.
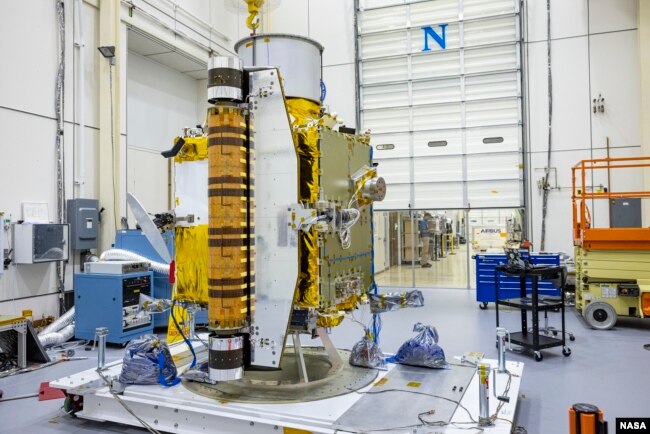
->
[67,199,99,250]
[85,260,151,275]
[13,223,69,264]
[610,198,642,228]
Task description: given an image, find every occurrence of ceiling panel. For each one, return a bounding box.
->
[128,30,171,56]
[128,29,207,80]
[146,52,205,74]
[185,69,209,80]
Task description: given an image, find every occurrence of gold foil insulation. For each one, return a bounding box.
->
[315,294,359,328]
[316,312,344,328]
[174,136,208,163]
[174,226,209,303]
[287,98,321,308]
[352,166,379,208]
[287,98,321,203]
[207,105,255,330]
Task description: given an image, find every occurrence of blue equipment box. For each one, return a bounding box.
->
[74,271,154,344]
[474,253,561,306]
[114,230,174,327]
[113,230,208,327]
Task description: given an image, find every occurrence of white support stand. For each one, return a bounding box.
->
[50,336,524,434]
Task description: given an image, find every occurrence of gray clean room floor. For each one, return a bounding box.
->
[1,288,649,434]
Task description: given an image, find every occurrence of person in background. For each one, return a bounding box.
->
[419,212,433,268]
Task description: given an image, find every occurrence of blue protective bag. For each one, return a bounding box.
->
[387,323,448,369]
[118,334,179,386]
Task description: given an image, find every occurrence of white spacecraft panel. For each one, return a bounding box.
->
[249,68,299,368]
[174,160,208,227]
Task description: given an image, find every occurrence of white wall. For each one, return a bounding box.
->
[126,51,200,224]
[126,52,200,153]
[0,0,233,319]
[0,0,98,317]
[261,0,358,127]
[524,0,641,255]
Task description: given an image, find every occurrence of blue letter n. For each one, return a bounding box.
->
[422,24,448,51]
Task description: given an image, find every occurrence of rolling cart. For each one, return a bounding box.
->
[475,252,561,309]
[495,264,572,361]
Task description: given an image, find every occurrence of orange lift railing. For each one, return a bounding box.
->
[572,156,650,251]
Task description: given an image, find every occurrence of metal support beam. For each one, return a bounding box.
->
[317,327,343,368]
[292,332,309,383]
[17,322,27,369]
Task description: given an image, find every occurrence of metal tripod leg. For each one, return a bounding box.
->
[188,306,197,341]
[292,332,309,383]
[317,327,343,368]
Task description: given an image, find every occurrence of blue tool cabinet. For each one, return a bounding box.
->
[474,253,561,308]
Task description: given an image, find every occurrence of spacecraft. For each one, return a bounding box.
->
[168,33,386,383]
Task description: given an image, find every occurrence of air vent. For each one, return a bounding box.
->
[376,144,395,150]
[427,140,448,147]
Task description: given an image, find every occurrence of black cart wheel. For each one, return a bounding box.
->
[479,302,488,310]
[569,334,576,342]
[534,351,543,362]
[562,347,571,357]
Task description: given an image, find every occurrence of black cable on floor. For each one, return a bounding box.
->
[0,393,39,402]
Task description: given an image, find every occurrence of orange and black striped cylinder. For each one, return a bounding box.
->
[206,59,254,332]
[569,403,607,434]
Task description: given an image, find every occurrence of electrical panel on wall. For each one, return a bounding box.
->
[13,223,69,264]
[67,199,99,250]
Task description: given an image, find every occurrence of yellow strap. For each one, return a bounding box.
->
[166,304,190,344]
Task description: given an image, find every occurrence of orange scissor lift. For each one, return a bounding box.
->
[572,156,650,329]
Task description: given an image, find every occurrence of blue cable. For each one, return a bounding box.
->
[158,351,180,387]
[170,299,197,368]
[369,144,382,344]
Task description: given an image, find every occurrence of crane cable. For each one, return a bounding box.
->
[540,0,553,251]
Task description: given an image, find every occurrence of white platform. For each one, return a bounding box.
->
[51,338,523,434]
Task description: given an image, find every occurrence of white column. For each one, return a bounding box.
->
[640,1,650,226]
[98,0,122,251]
